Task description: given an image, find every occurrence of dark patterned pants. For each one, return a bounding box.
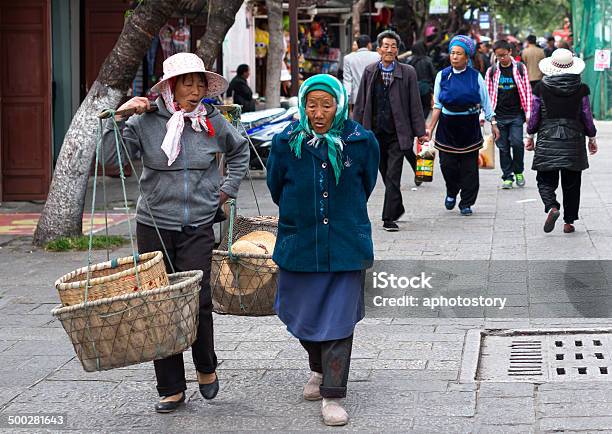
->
[299,334,354,398]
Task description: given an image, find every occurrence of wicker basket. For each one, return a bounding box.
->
[52,270,202,372]
[55,251,169,306]
[211,215,279,316]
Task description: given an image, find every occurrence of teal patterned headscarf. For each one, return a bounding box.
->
[288,74,348,184]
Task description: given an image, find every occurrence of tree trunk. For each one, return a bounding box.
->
[194,0,244,68]
[414,0,430,42]
[264,0,283,109]
[394,1,413,50]
[352,0,368,37]
[33,0,176,246]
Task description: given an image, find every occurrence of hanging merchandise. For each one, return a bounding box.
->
[146,35,160,82]
[300,19,340,77]
[159,24,175,59]
[255,27,269,59]
[173,18,191,53]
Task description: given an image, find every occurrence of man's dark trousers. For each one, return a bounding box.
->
[377,132,405,222]
[496,115,525,181]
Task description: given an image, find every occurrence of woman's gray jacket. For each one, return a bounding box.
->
[102,98,249,231]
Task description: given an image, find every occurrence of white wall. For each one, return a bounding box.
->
[222,3,256,92]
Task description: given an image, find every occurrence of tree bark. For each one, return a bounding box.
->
[352,0,368,37]
[264,0,283,109]
[194,0,244,68]
[33,0,176,246]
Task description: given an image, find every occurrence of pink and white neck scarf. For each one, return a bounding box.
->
[159,81,214,166]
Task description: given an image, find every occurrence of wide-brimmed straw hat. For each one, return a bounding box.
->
[151,52,228,97]
[539,48,585,76]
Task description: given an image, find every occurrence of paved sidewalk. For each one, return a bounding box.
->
[0,122,610,432]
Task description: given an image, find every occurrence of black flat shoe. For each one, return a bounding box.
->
[199,376,219,400]
[154,392,185,413]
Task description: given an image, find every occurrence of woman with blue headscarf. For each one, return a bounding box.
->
[426,35,501,215]
[267,74,380,426]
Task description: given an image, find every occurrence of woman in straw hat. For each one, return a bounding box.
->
[266,74,379,426]
[102,52,250,412]
[426,35,500,216]
[526,48,598,234]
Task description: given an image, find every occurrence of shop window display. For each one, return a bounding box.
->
[295,19,341,77]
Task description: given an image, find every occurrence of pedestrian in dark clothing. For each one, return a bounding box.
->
[526,48,598,234]
[474,42,491,77]
[485,39,533,189]
[427,35,500,216]
[353,30,427,232]
[407,40,436,119]
[267,74,379,427]
[544,36,555,57]
[227,64,256,112]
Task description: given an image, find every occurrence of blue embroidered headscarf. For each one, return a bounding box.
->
[288,74,348,185]
[449,35,476,58]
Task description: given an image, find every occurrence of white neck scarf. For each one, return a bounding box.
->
[159,81,209,166]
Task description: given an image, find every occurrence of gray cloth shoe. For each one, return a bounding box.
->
[321,398,349,426]
[303,371,322,401]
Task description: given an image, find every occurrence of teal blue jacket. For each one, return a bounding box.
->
[266,119,380,272]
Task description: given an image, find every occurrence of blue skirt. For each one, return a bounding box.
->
[274,269,365,342]
[434,113,483,153]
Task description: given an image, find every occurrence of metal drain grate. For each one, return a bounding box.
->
[460,329,612,382]
[508,339,543,377]
[549,334,612,380]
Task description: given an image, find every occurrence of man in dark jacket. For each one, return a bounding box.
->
[353,30,427,232]
[227,64,256,112]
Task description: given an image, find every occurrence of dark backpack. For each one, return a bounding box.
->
[489,62,525,80]
[408,56,433,96]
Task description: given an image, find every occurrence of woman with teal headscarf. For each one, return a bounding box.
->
[267,74,380,427]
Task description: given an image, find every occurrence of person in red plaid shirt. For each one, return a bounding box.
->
[485,39,533,189]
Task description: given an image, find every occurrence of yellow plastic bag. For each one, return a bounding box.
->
[415,140,435,182]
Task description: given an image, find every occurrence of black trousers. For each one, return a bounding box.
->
[137,222,218,397]
[300,335,353,398]
[439,150,480,209]
[536,169,582,224]
[403,148,417,175]
[377,132,408,222]
[420,92,432,120]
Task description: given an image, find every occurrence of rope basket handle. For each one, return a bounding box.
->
[227,199,237,261]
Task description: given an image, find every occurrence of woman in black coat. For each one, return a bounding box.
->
[526,49,598,234]
[227,64,256,112]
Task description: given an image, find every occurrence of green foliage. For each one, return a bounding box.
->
[491,0,571,35]
[45,236,128,252]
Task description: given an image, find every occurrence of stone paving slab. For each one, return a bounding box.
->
[0,122,610,431]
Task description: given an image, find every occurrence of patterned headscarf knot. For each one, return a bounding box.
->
[158,78,214,166]
[288,74,348,185]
